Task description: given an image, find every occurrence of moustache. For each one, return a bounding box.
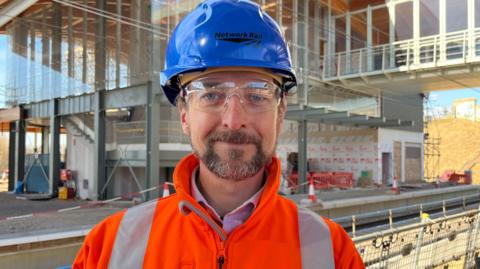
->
[207,130,261,145]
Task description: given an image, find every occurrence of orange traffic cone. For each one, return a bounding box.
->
[308,178,317,203]
[162,182,170,198]
[392,177,400,194]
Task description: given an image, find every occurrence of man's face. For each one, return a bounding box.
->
[179,70,287,181]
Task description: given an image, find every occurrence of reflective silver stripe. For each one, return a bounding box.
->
[297,206,335,269]
[108,199,158,269]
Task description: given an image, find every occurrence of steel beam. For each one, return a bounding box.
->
[48,99,60,196]
[104,84,148,108]
[24,84,149,119]
[286,107,329,120]
[367,119,414,128]
[322,115,370,124]
[58,94,94,116]
[315,111,350,121]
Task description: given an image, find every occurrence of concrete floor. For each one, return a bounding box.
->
[0,192,126,237]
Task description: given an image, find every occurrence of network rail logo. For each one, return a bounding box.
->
[215,32,262,45]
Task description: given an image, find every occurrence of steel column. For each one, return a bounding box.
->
[297,120,308,193]
[52,2,62,97]
[94,90,106,200]
[468,0,476,58]
[14,111,26,191]
[388,0,395,68]
[82,0,87,84]
[346,12,351,74]
[146,81,160,200]
[413,0,420,66]
[115,0,121,88]
[95,0,106,90]
[439,0,446,62]
[367,5,373,71]
[48,99,60,196]
[8,122,16,191]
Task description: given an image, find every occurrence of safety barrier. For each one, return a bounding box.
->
[310,172,331,190]
[330,172,354,189]
[287,171,354,191]
[354,206,480,268]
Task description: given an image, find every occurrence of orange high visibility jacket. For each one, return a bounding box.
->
[73,154,365,269]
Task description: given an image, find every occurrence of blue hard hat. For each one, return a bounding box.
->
[160,0,297,105]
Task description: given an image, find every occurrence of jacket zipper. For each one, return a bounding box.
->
[217,240,226,269]
[217,256,225,269]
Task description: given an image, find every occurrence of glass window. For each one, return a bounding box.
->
[395,2,413,41]
[475,0,480,27]
[446,0,468,32]
[420,0,439,37]
[351,12,367,50]
[372,7,390,45]
[335,16,346,52]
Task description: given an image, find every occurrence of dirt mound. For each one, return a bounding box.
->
[426,118,480,184]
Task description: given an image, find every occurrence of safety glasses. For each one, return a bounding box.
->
[182,77,282,114]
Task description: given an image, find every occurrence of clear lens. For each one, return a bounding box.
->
[184,78,281,113]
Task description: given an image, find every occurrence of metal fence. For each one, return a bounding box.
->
[354,207,480,268]
[326,28,480,79]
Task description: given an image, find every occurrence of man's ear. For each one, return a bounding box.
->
[178,102,190,135]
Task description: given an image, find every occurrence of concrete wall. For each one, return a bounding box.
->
[378,128,424,183]
[66,130,95,200]
[277,121,381,182]
[382,94,424,132]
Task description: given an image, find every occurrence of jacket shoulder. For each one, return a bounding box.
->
[72,209,126,269]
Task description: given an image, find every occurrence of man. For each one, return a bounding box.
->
[73,0,365,268]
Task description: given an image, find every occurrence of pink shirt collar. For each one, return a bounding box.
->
[191,167,264,234]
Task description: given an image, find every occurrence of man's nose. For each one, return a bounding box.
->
[221,94,247,130]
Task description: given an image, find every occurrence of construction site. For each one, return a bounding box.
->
[1,0,480,268]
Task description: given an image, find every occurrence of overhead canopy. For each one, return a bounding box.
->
[0,0,38,29]
[286,104,414,128]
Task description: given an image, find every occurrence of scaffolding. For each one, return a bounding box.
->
[423,95,441,182]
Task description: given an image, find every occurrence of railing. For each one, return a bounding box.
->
[354,206,480,268]
[326,28,480,79]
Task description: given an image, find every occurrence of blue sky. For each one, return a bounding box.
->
[429,89,480,107]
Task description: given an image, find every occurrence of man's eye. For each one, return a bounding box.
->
[200,92,223,103]
[248,93,268,103]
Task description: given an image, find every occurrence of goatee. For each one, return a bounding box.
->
[193,130,270,181]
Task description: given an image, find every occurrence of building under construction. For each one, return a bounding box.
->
[1,0,480,267]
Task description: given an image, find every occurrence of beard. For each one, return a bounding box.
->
[192,130,272,181]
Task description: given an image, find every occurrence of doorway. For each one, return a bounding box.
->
[382,152,392,185]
